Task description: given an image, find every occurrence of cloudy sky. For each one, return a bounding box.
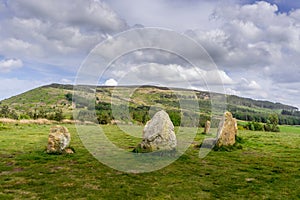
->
[0,0,299,108]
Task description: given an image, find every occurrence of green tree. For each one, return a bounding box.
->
[54,109,64,121]
[265,113,280,132]
[168,111,181,126]
[0,105,10,117]
[269,113,279,126]
[0,105,19,119]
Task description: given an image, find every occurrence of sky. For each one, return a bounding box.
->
[0,0,299,109]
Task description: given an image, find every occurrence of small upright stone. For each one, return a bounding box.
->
[203,120,211,134]
[134,110,177,152]
[47,126,71,154]
[216,112,238,147]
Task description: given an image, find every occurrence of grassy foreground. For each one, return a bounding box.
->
[0,123,299,199]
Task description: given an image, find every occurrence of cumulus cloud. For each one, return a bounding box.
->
[105,0,218,31]
[0,58,23,73]
[225,87,240,96]
[60,78,73,84]
[104,78,118,86]
[183,1,300,107]
[0,0,128,71]
[102,62,232,90]
[0,0,299,109]
[239,78,262,90]
[190,1,300,71]
[8,0,128,33]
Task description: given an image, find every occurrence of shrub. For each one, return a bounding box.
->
[253,121,264,131]
[264,114,280,132]
[19,114,31,120]
[167,111,181,126]
[237,125,245,130]
[0,105,19,119]
[53,109,64,121]
[244,121,264,131]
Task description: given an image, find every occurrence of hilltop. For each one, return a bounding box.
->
[0,83,299,125]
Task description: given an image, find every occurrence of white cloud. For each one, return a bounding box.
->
[183,1,300,108]
[0,58,23,73]
[104,63,232,90]
[0,0,128,72]
[104,78,118,86]
[225,87,240,96]
[205,70,234,85]
[60,78,73,84]
[8,0,128,33]
[187,1,300,70]
[105,0,218,31]
[0,0,299,109]
[240,78,261,90]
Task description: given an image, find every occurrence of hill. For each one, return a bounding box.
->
[0,83,299,125]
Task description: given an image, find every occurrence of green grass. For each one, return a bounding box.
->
[0,124,300,199]
[279,125,300,133]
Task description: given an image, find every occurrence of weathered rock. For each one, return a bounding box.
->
[134,110,177,152]
[216,112,238,147]
[46,126,71,154]
[64,148,74,154]
[203,120,211,134]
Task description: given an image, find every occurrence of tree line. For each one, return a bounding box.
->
[1,91,299,127]
[0,105,64,121]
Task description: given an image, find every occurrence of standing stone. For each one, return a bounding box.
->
[47,126,71,154]
[134,110,177,152]
[203,120,211,134]
[216,112,238,147]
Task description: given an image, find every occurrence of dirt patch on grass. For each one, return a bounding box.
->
[0,153,14,158]
[0,168,24,176]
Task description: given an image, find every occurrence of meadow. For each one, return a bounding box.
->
[0,123,299,199]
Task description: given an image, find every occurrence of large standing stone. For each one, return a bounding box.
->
[47,126,71,154]
[203,120,211,134]
[134,110,177,152]
[216,112,238,147]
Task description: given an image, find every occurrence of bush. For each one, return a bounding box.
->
[53,109,64,121]
[167,111,181,126]
[0,105,19,119]
[244,121,264,131]
[237,125,245,130]
[264,114,280,132]
[253,121,264,131]
[264,123,280,132]
[0,122,8,131]
[19,114,31,120]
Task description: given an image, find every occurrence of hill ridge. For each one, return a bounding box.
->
[0,83,299,125]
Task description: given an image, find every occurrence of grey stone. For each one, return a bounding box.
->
[135,110,177,152]
[46,126,71,154]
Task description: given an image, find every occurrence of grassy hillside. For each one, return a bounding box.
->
[0,83,299,125]
[2,85,72,110]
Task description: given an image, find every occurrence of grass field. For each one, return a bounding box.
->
[0,123,300,199]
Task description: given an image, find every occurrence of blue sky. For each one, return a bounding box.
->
[245,0,300,12]
[0,0,299,109]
